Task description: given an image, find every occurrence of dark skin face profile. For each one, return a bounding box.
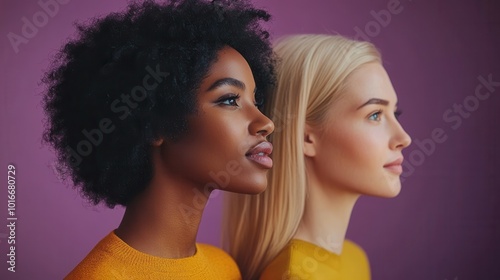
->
[42,0,276,208]
[157,46,275,194]
[115,46,274,258]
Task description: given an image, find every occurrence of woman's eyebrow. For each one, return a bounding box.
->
[207,77,246,91]
[357,98,389,110]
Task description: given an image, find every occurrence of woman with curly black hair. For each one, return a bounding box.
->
[42,0,275,278]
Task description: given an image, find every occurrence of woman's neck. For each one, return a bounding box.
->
[293,178,359,255]
[115,165,209,259]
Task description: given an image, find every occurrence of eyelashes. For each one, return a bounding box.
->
[368,109,403,121]
[394,110,403,119]
[254,96,264,110]
[368,110,382,121]
[216,93,240,107]
[215,93,263,108]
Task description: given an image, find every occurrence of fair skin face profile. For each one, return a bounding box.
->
[115,46,274,259]
[295,62,412,254]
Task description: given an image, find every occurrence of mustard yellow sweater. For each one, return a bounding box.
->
[260,239,370,280]
[65,231,241,279]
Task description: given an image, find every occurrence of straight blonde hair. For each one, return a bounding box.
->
[223,34,381,280]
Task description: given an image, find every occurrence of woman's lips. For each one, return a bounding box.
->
[384,157,403,175]
[245,141,273,169]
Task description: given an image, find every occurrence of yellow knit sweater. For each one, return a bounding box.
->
[65,231,241,279]
[260,239,370,280]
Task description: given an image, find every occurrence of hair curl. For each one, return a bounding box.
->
[42,0,275,207]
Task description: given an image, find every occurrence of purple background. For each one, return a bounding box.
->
[1,0,499,279]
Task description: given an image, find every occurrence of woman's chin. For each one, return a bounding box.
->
[378,182,402,198]
[224,176,269,195]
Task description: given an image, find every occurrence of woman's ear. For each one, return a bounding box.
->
[303,125,317,157]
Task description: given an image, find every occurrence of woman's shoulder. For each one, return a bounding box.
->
[64,234,241,280]
[339,239,371,279]
[260,239,341,279]
[64,232,124,279]
[342,239,369,261]
[194,243,242,279]
[197,243,239,266]
[260,239,370,280]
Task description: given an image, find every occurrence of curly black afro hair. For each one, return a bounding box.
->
[42,0,275,207]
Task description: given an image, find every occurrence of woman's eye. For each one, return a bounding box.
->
[254,93,264,108]
[394,110,402,119]
[254,100,263,110]
[221,98,238,106]
[369,111,382,121]
[217,94,240,107]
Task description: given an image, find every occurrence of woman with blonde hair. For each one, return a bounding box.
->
[224,34,412,279]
